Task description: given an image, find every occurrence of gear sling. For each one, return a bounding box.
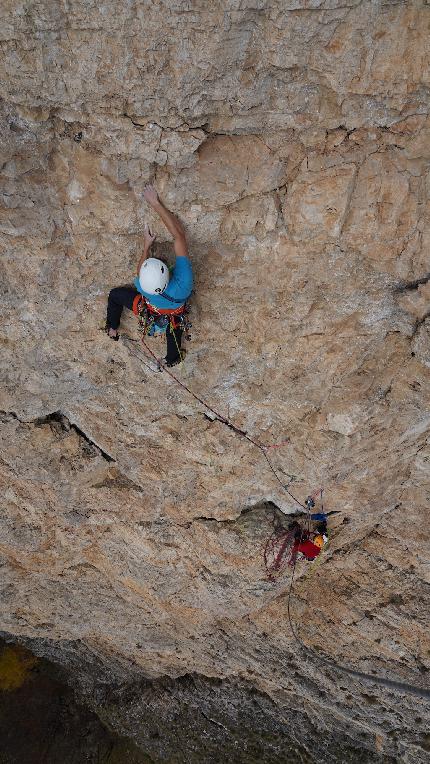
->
[132,294,191,362]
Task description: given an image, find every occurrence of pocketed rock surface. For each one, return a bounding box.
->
[0,1,429,762]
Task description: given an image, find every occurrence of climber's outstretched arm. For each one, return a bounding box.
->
[143,184,188,259]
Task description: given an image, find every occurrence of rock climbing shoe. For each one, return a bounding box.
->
[165,350,186,367]
[105,323,119,341]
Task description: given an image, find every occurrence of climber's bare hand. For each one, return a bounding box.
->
[143,223,156,248]
[143,184,159,207]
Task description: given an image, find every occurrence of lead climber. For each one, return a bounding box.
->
[105,185,193,367]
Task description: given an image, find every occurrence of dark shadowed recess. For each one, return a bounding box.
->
[0,638,150,764]
[0,634,398,764]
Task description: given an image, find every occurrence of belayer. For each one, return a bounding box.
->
[288,516,329,566]
[263,508,332,580]
[106,185,193,367]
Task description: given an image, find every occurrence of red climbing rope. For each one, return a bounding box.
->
[263,524,295,581]
[263,439,291,450]
[127,334,307,511]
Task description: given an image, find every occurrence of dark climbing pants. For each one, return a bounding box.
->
[106,286,183,365]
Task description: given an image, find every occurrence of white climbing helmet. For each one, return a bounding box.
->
[138,258,169,295]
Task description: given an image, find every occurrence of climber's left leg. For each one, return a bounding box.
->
[165,321,184,366]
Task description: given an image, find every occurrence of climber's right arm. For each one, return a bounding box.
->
[143,185,188,259]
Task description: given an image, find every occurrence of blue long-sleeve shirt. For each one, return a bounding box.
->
[134,256,193,309]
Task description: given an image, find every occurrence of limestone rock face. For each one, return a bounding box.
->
[1,1,430,762]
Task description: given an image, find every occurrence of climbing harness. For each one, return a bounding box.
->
[132,295,192,340]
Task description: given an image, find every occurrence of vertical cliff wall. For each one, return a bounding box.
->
[1,1,429,761]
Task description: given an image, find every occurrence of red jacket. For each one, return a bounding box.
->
[295,539,321,560]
